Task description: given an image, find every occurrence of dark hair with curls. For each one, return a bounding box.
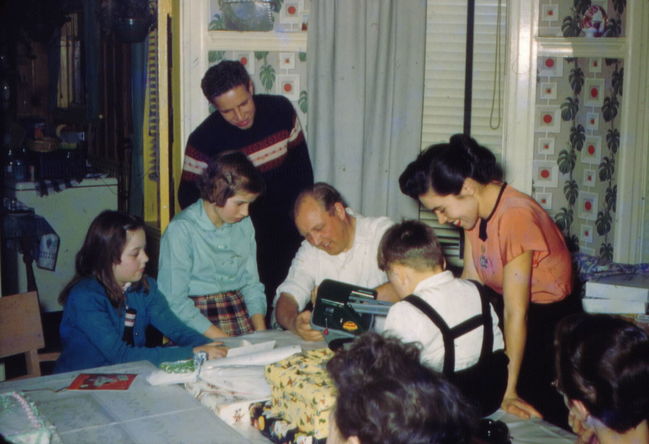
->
[59,211,148,307]
[377,220,445,272]
[555,313,649,433]
[292,182,349,219]
[198,150,265,206]
[201,60,252,101]
[399,134,503,199]
[327,332,476,444]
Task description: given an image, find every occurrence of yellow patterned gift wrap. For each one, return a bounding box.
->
[264,348,336,439]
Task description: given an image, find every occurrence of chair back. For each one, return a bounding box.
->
[0,291,46,377]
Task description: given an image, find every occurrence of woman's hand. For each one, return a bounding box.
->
[501,393,542,419]
[193,342,228,360]
[568,405,598,443]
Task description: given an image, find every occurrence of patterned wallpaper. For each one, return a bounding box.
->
[533,1,627,263]
[538,0,626,38]
[533,56,624,261]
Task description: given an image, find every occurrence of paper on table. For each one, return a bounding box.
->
[226,340,276,357]
[147,369,197,386]
[205,345,301,368]
[198,366,271,398]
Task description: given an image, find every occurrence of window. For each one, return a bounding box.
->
[420,0,507,267]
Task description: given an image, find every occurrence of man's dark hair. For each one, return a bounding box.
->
[327,332,476,444]
[201,60,252,101]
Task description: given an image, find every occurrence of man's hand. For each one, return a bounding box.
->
[294,310,325,341]
[501,394,542,420]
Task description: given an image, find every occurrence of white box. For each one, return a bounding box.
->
[585,273,649,302]
[583,297,647,315]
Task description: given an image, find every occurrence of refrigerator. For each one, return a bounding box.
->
[2,177,118,311]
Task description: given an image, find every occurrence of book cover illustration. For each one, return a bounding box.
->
[68,373,137,390]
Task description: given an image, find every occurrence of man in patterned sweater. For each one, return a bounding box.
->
[178,60,314,316]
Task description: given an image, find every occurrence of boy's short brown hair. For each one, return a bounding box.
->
[377,220,445,272]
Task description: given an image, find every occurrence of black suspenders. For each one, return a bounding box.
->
[403,280,494,376]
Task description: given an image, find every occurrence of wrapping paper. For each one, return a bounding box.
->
[204,345,302,368]
[250,401,326,444]
[264,348,336,439]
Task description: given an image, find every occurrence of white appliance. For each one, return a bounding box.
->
[3,177,118,311]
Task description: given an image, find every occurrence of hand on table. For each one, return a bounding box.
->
[193,342,228,360]
[501,395,542,420]
[294,310,324,342]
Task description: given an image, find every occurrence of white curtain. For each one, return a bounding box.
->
[306,0,426,220]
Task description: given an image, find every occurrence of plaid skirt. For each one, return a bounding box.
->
[191,290,254,337]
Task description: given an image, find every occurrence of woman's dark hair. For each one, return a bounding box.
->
[377,220,445,272]
[201,60,251,101]
[59,211,147,307]
[198,150,265,206]
[555,313,649,433]
[400,134,503,199]
[327,332,476,444]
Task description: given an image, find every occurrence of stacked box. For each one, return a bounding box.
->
[264,348,336,439]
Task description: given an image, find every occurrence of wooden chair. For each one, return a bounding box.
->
[0,291,60,379]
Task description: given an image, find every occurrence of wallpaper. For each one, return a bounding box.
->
[533,1,627,263]
[533,56,624,261]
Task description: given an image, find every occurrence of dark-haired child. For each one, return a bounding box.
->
[378,220,507,416]
[55,211,226,373]
[326,332,477,444]
[158,151,267,338]
[555,313,649,444]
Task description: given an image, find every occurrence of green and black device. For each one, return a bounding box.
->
[310,279,392,345]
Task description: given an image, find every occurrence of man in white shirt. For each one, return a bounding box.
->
[273,182,396,341]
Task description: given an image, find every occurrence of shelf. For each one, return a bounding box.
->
[536,37,627,58]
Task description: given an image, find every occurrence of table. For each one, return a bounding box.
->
[0,360,252,444]
[1,330,576,444]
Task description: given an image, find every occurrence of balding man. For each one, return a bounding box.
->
[273,182,397,341]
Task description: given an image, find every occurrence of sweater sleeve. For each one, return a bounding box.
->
[285,108,314,192]
[64,283,199,367]
[178,142,209,209]
[146,280,210,347]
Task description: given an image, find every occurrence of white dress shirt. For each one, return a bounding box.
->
[273,209,394,311]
